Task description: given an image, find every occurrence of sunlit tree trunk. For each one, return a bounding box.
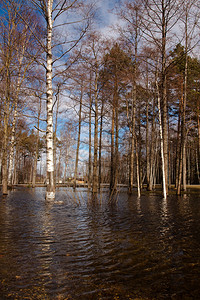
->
[161,2,168,195]
[156,65,167,199]
[8,106,17,186]
[74,86,83,188]
[92,66,98,194]
[2,112,8,195]
[45,0,55,199]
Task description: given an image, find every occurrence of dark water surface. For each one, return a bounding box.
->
[0,187,200,299]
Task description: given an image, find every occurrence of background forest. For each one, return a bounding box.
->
[0,0,199,198]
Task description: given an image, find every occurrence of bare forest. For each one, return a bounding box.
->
[0,0,200,199]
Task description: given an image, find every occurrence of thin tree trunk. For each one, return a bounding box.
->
[182,17,188,191]
[135,139,141,198]
[114,90,119,189]
[161,1,168,194]
[74,87,83,188]
[98,102,104,190]
[156,65,167,199]
[53,85,60,185]
[88,73,92,189]
[175,89,182,189]
[197,102,200,176]
[149,97,156,191]
[196,149,200,184]
[187,146,190,185]
[92,68,98,194]
[8,105,17,186]
[32,97,42,188]
[129,88,136,193]
[146,95,150,190]
[110,104,115,191]
[2,64,10,194]
[2,114,8,195]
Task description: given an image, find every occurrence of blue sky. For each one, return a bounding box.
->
[95,0,120,29]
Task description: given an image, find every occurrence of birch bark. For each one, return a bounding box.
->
[46,0,55,199]
[156,65,167,199]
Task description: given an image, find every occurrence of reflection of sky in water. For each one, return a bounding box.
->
[0,188,200,299]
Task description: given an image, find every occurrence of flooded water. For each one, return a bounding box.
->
[0,187,200,299]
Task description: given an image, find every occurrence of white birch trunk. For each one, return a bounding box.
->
[156,67,167,199]
[46,0,55,199]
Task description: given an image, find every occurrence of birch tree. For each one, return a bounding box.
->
[28,0,92,199]
[141,0,181,194]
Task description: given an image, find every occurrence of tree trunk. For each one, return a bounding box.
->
[114,89,119,190]
[53,85,60,185]
[182,17,188,192]
[74,87,83,188]
[46,0,55,199]
[8,106,17,186]
[2,65,10,195]
[88,73,92,189]
[161,1,168,194]
[149,96,156,191]
[134,136,141,198]
[2,115,8,195]
[92,68,98,194]
[98,102,104,190]
[175,90,182,189]
[146,94,150,190]
[156,65,167,199]
[129,87,136,193]
[110,104,115,192]
[32,97,42,188]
